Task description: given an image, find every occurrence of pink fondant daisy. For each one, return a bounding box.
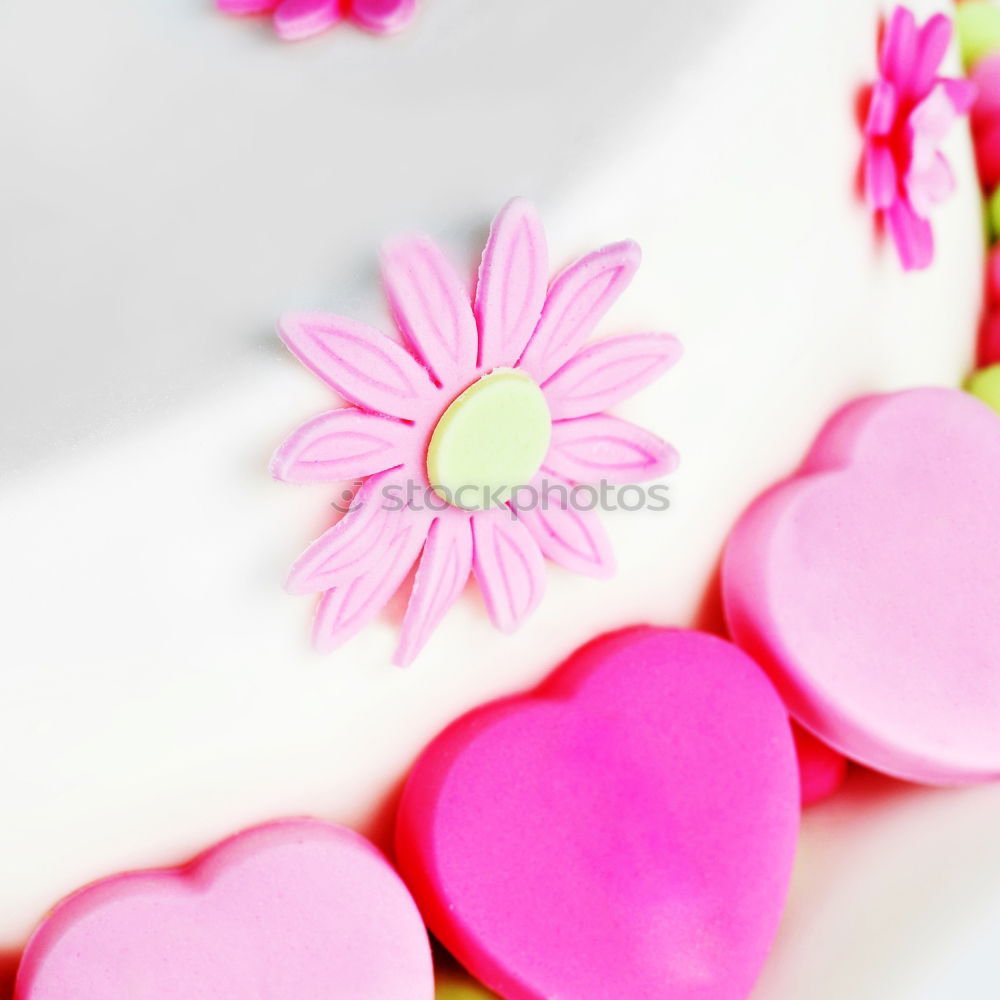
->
[273,199,681,664]
[863,7,976,270]
[218,0,415,41]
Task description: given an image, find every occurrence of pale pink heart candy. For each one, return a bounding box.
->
[724,387,1000,784]
[15,819,434,1000]
[396,627,799,1000]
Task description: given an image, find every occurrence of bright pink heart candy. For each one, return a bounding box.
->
[15,819,433,1000]
[979,309,1000,367]
[972,118,1000,189]
[396,627,799,1000]
[971,53,1000,126]
[724,388,1000,785]
[793,723,847,807]
[972,53,1000,187]
[988,244,1000,305]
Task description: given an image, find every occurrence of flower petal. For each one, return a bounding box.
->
[278,311,435,420]
[273,0,342,39]
[886,197,934,270]
[864,144,898,210]
[880,6,918,91]
[545,415,678,484]
[519,241,641,384]
[939,77,978,116]
[510,477,615,579]
[542,333,681,419]
[864,79,898,137]
[381,235,477,386]
[910,13,952,95]
[475,199,549,369]
[472,509,546,633]
[351,0,417,34]
[396,514,473,665]
[271,408,409,484]
[286,474,398,595]
[909,81,961,147]
[906,150,954,218]
[312,514,429,654]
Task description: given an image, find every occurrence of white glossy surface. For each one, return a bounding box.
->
[0,0,993,994]
[755,771,1000,1000]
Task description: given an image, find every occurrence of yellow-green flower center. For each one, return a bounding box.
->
[426,369,552,511]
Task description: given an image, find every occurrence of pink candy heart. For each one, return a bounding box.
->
[724,388,1000,784]
[793,722,847,807]
[15,819,433,1000]
[396,627,799,1000]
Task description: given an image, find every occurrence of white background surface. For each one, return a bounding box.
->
[1,1,995,996]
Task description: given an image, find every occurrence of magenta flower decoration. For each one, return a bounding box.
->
[218,0,416,41]
[863,7,976,270]
[273,200,681,664]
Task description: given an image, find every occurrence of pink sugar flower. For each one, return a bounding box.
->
[273,200,681,664]
[218,0,416,40]
[863,7,976,270]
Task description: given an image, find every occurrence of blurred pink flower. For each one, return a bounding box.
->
[863,7,975,270]
[218,0,416,41]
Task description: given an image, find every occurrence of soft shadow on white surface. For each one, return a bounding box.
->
[754,768,1000,1000]
[0,0,733,473]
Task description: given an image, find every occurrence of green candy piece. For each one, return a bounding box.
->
[988,187,1000,242]
[966,363,1000,414]
[957,1,1000,69]
[426,368,551,511]
[435,980,498,1000]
